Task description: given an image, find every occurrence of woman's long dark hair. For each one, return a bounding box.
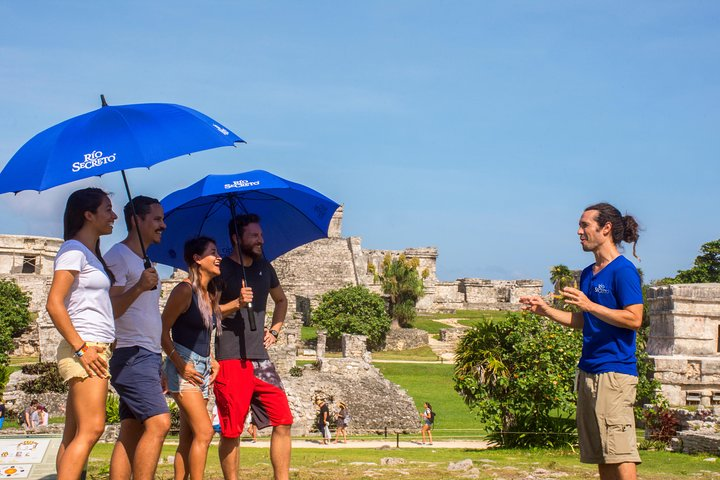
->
[63,188,115,284]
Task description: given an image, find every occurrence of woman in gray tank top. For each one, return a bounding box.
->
[161,237,221,480]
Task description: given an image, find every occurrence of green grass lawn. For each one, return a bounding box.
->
[372,346,439,361]
[86,443,720,480]
[410,316,449,335]
[376,362,483,439]
[9,356,39,366]
[301,325,318,343]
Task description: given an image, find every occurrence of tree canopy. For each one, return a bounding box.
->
[657,239,720,284]
[370,253,427,328]
[311,285,391,350]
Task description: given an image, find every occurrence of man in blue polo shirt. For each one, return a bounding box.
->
[520,202,643,480]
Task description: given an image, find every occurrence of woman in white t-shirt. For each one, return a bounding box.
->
[46,188,117,480]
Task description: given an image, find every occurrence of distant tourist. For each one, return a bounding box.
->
[420,402,434,445]
[46,188,117,480]
[0,396,5,430]
[316,399,331,445]
[520,203,643,480]
[22,399,39,431]
[32,404,49,429]
[333,402,349,444]
[162,236,221,480]
[214,214,293,480]
[106,195,171,480]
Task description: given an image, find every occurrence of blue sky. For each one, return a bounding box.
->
[1,1,718,288]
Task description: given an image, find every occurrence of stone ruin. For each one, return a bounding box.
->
[646,283,720,454]
[647,283,720,407]
[280,333,421,435]
[272,207,542,319]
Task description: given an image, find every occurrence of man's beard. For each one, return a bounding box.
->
[240,244,262,260]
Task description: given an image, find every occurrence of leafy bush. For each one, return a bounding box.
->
[0,366,11,393]
[289,366,303,377]
[167,399,180,432]
[643,402,679,444]
[21,362,56,375]
[19,362,67,394]
[0,280,32,365]
[106,393,120,424]
[453,312,582,448]
[311,285,391,350]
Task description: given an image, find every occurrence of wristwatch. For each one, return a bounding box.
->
[269,329,279,339]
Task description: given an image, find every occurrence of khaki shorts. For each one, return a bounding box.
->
[576,369,641,465]
[57,339,114,382]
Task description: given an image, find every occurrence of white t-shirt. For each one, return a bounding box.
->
[53,240,114,343]
[105,243,162,353]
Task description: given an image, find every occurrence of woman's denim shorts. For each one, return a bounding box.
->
[163,343,211,399]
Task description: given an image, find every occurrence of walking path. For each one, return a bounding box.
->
[223,437,490,449]
[427,318,467,361]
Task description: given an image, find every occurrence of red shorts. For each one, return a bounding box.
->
[213,359,293,438]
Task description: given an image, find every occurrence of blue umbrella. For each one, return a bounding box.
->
[149,169,340,268]
[0,95,244,267]
[149,169,340,331]
[0,96,244,194]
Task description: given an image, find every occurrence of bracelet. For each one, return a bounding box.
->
[74,342,89,358]
[168,348,177,359]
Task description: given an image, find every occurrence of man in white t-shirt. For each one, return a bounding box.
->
[105,196,170,480]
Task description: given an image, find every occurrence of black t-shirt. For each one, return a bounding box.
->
[318,404,329,427]
[215,257,280,360]
[171,291,213,357]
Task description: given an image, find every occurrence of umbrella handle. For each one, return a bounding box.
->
[247,305,257,331]
[143,257,158,291]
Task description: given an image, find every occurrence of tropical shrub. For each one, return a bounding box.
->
[453,311,582,447]
[643,402,679,444]
[106,393,120,423]
[0,280,32,365]
[19,362,67,394]
[311,285,391,350]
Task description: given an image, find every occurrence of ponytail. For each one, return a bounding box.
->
[584,203,641,259]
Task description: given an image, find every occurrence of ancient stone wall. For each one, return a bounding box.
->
[383,329,429,351]
[283,334,421,435]
[647,283,720,406]
[0,235,61,276]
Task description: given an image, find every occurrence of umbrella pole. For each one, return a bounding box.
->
[228,195,257,331]
[121,170,153,271]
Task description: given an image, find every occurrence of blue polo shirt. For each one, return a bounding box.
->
[577,255,643,376]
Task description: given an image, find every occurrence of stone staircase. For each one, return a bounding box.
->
[428,318,468,362]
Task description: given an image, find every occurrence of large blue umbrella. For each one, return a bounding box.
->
[149,169,340,269]
[0,95,244,266]
[0,97,244,194]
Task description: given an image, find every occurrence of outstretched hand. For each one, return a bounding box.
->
[518,295,551,316]
[560,287,593,312]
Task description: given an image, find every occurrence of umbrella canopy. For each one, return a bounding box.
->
[0,101,244,194]
[149,170,340,269]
